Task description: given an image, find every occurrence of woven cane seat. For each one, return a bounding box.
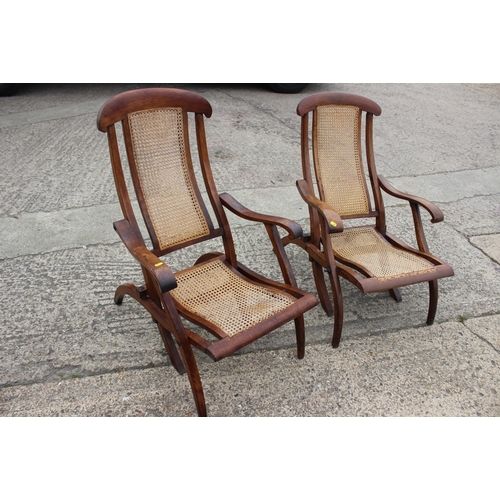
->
[331,227,435,280]
[316,105,371,216]
[171,258,296,338]
[128,108,210,250]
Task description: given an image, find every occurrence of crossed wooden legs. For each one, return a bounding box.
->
[311,263,440,348]
[114,282,208,416]
[114,280,307,417]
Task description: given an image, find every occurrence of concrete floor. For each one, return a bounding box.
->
[1,83,499,418]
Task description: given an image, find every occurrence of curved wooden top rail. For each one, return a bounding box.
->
[97,88,213,131]
[296,92,382,116]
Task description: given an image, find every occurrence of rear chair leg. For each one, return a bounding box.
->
[294,315,306,359]
[389,288,402,302]
[114,283,137,305]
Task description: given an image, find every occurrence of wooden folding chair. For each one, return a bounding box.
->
[284,92,454,347]
[97,88,318,416]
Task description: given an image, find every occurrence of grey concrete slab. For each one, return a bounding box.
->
[381,166,500,205]
[0,186,307,259]
[223,83,500,177]
[1,115,116,216]
[2,316,499,417]
[2,162,497,260]
[443,194,500,237]
[0,204,123,259]
[0,99,112,128]
[464,315,500,353]
[465,83,500,99]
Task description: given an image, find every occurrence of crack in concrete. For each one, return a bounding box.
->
[461,320,500,356]
[468,236,500,266]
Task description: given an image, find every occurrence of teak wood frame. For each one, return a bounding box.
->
[97,88,318,417]
[283,92,454,348]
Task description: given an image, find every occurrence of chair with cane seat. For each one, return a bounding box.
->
[283,92,454,348]
[97,88,318,416]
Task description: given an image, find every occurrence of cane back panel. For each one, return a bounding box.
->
[315,105,371,217]
[127,107,211,250]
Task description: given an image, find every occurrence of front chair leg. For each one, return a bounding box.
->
[177,340,207,417]
[161,299,208,417]
[328,271,344,348]
[427,279,439,325]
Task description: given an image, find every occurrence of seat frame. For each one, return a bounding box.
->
[97,88,318,416]
[283,92,454,347]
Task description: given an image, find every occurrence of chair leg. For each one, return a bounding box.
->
[114,283,136,305]
[328,271,344,348]
[176,341,207,417]
[294,315,306,359]
[426,279,439,325]
[114,283,206,416]
[389,288,402,302]
[312,261,334,316]
[156,324,186,375]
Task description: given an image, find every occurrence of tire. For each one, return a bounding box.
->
[0,84,20,96]
[268,83,308,94]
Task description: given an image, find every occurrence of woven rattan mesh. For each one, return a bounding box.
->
[331,227,435,280]
[128,108,210,250]
[171,259,296,337]
[316,105,370,216]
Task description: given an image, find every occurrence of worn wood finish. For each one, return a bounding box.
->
[98,88,318,416]
[286,92,454,347]
[97,88,212,131]
[297,92,382,117]
[106,125,143,238]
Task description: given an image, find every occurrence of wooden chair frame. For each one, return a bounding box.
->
[283,92,454,347]
[97,88,318,416]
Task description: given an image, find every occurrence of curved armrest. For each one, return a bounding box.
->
[378,175,443,223]
[219,192,303,240]
[296,180,344,233]
[113,219,177,293]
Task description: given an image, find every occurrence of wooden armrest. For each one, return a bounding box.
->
[113,219,177,293]
[219,192,303,240]
[296,180,344,233]
[378,175,444,223]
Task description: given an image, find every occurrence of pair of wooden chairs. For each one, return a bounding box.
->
[97,88,453,416]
